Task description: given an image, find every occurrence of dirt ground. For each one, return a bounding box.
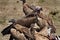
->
[0,0,60,40]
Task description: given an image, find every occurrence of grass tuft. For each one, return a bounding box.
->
[39,0,45,3]
[0,16,6,24]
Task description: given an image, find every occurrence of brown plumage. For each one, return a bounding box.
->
[34,28,49,40]
[38,13,56,33]
[14,17,37,28]
[10,28,28,40]
[14,24,35,40]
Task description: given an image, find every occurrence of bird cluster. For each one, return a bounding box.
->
[1,0,57,40]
